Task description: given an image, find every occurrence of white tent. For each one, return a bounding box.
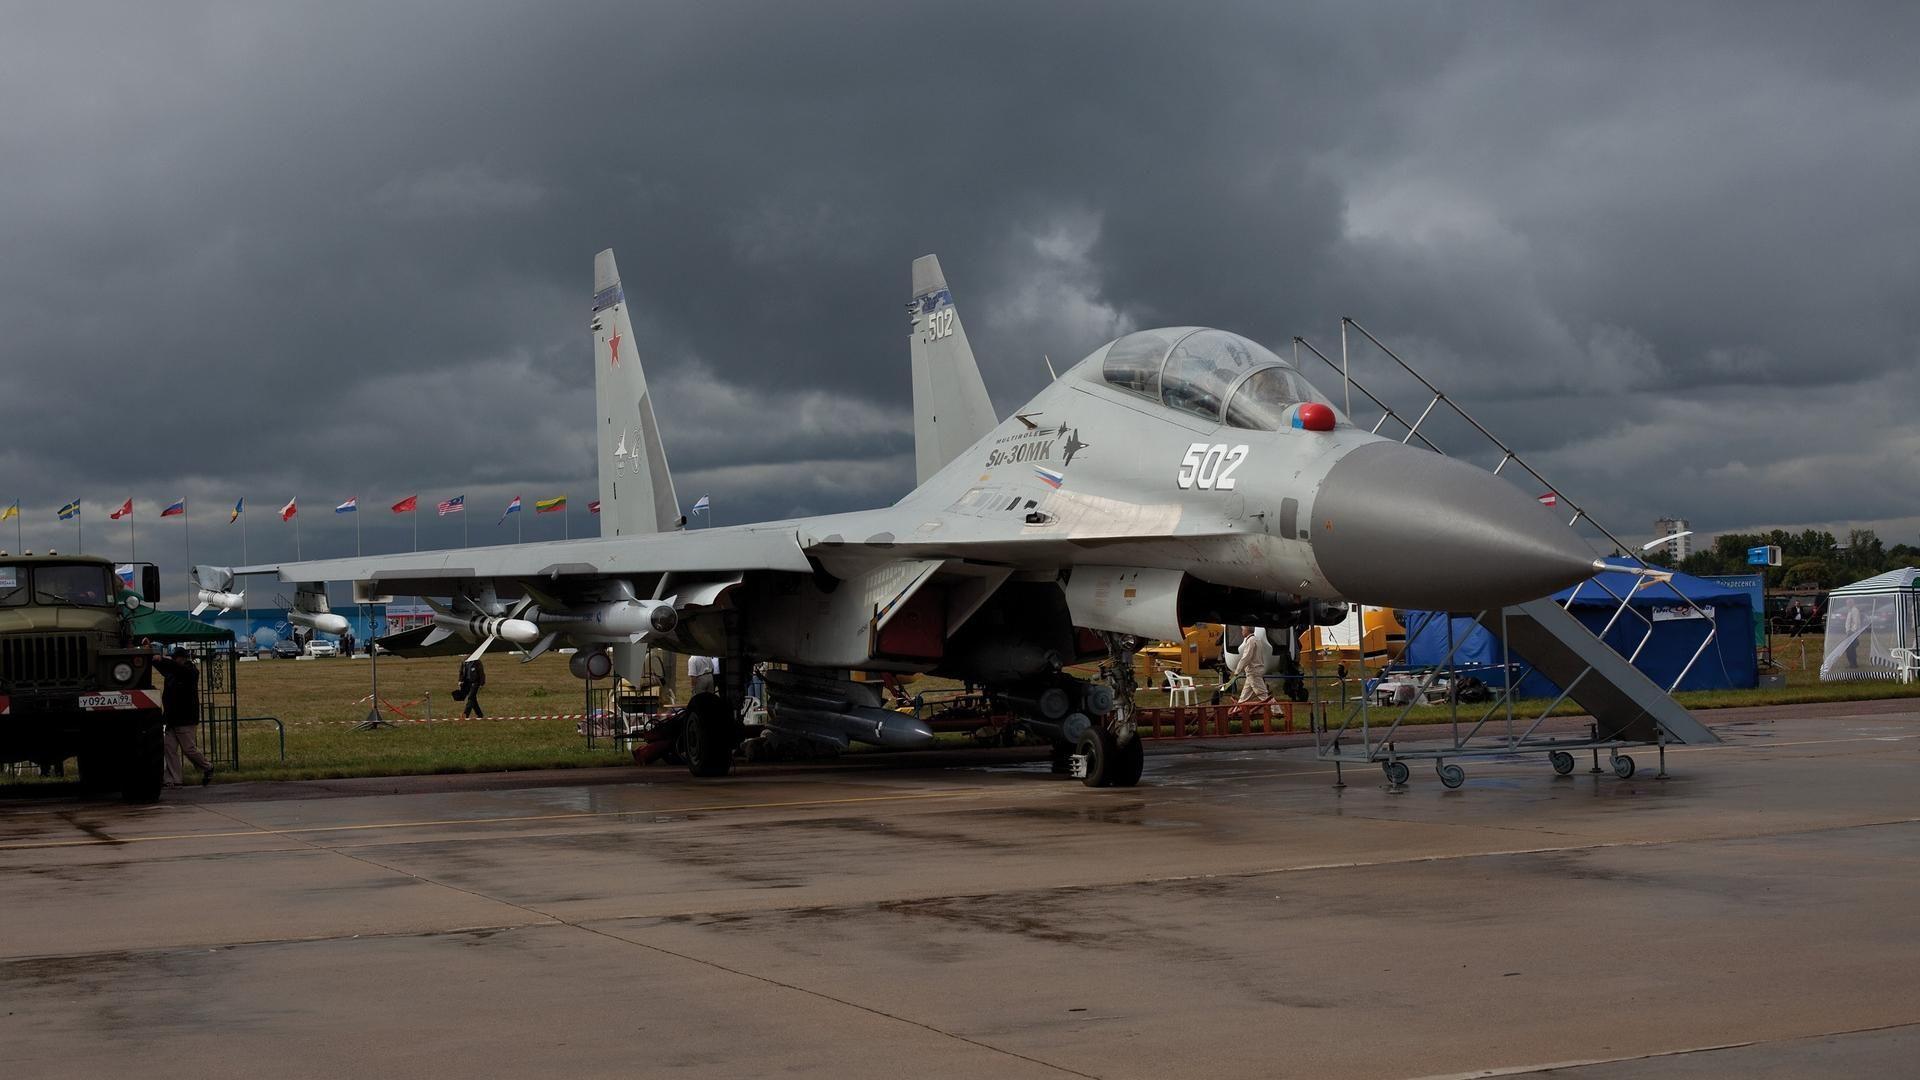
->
[1820,568,1920,681]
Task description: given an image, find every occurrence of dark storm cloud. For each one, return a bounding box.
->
[3,1,1918,578]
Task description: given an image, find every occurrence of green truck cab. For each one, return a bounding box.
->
[0,553,167,801]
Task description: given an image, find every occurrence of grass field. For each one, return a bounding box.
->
[8,634,1917,786]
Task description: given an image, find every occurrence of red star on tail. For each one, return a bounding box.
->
[608,331,622,368]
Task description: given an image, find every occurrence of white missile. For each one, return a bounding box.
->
[191,589,246,616]
[532,598,677,641]
[432,610,541,647]
[289,609,350,637]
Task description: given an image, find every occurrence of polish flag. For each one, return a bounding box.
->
[108,498,134,520]
[279,498,298,521]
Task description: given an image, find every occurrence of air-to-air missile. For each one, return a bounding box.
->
[427,608,541,648]
[289,608,350,637]
[530,598,677,642]
[191,588,245,617]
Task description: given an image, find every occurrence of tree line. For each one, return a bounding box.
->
[1648,528,1920,589]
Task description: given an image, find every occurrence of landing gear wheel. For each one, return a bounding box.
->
[1050,741,1073,775]
[1075,727,1116,788]
[1107,733,1145,788]
[1550,750,1576,776]
[1437,762,1466,789]
[1611,753,1636,780]
[120,720,164,804]
[683,693,738,778]
[1383,759,1411,786]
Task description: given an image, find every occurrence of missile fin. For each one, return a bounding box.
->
[421,627,453,647]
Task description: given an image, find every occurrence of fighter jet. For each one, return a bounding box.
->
[226,249,1600,786]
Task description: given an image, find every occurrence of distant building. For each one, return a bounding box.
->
[1653,517,1693,561]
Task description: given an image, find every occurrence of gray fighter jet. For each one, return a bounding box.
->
[217,250,1601,785]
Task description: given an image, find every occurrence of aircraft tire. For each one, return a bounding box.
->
[683,693,737,778]
[1075,727,1115,788]
[1107,732,1144,788]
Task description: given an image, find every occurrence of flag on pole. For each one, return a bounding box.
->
[534,496,566,514]
[689,494,710,515]
[392,495,418,514]
[1536,492,1558,507]
[437,495,465,516]
[588,500,600,514]
[109,499,133,520]
[335,497,358,514]
[58,500,81,520]
[161,499,185,518]
[115,565,136,590]
[279,498,298,521]
[229,498,244,523]
[499,495,522,523]
[1,502,17,521]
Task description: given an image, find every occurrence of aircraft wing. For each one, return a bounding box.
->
[238,523,813,591]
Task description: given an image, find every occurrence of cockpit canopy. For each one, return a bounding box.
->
[1097,327,1332,430]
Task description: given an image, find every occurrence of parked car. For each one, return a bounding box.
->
[305,639,339,658]
[270,638,302,659]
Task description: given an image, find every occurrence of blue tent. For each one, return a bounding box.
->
[1401,560,1758,697]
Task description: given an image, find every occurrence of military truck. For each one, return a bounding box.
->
[0,553,167,801]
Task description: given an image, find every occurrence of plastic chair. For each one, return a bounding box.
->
[1892,648,1919,685]
[1163,670,1197,706]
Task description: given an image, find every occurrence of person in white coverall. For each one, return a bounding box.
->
[1232,626,1273,703]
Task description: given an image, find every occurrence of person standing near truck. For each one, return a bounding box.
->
[150,646,213,786]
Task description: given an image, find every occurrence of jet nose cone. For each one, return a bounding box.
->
[1310,442,1595,610]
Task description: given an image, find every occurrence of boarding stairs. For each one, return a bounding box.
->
[1291,319,1719,789]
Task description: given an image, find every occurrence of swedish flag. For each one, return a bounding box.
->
[58,500,80,520]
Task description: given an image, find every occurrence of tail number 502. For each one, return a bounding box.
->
[1177,443,1248,490]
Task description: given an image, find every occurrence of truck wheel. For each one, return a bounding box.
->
[683,693,738,778]
[120,720,164,804]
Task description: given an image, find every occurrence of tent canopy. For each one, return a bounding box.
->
[1820,569,1919,681]
[127,604,235,644]
[1402,559,1758,695]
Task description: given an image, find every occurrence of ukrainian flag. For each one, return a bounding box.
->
[534,496,566,514]
[58,500,81,520]
[230,498,244,523]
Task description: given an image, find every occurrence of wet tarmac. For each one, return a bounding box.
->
[4,702,1919,1078]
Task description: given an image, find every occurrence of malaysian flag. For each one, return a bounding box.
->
[588,500,601,514]
[1536,492,1558,508]
[438,495,465,516]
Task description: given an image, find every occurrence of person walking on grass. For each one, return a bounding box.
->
[458,656,487,718]
[150,645,213,786]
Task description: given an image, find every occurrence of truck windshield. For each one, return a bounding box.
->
[0,565,24,606]
[32,565,113,606]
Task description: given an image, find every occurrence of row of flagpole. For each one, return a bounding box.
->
[2,491,714,568]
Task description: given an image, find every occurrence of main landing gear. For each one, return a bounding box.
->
[1069,632,1146,788]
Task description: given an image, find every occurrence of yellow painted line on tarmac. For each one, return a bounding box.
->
[0,788,1010,852]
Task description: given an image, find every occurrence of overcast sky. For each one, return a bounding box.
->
[3,1,1917,579]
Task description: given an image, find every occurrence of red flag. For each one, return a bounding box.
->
[279,498,297,521]
[391,495,418,514]
[108,498,133,520]
[1536,493,1558,507]
[588,500,601,514]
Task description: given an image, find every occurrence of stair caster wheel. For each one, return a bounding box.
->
[1549,751,1576,776]
[1382,759,1411,786]
[1437,762,1466,789]
[1611,753,1636,780]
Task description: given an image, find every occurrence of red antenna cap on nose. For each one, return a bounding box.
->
[1297,402,1336,431]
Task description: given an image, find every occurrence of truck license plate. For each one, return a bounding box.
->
[79,693,133,709]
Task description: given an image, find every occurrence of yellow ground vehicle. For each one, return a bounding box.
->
[1136,624,1225,677]
[1304,605,1406,671]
